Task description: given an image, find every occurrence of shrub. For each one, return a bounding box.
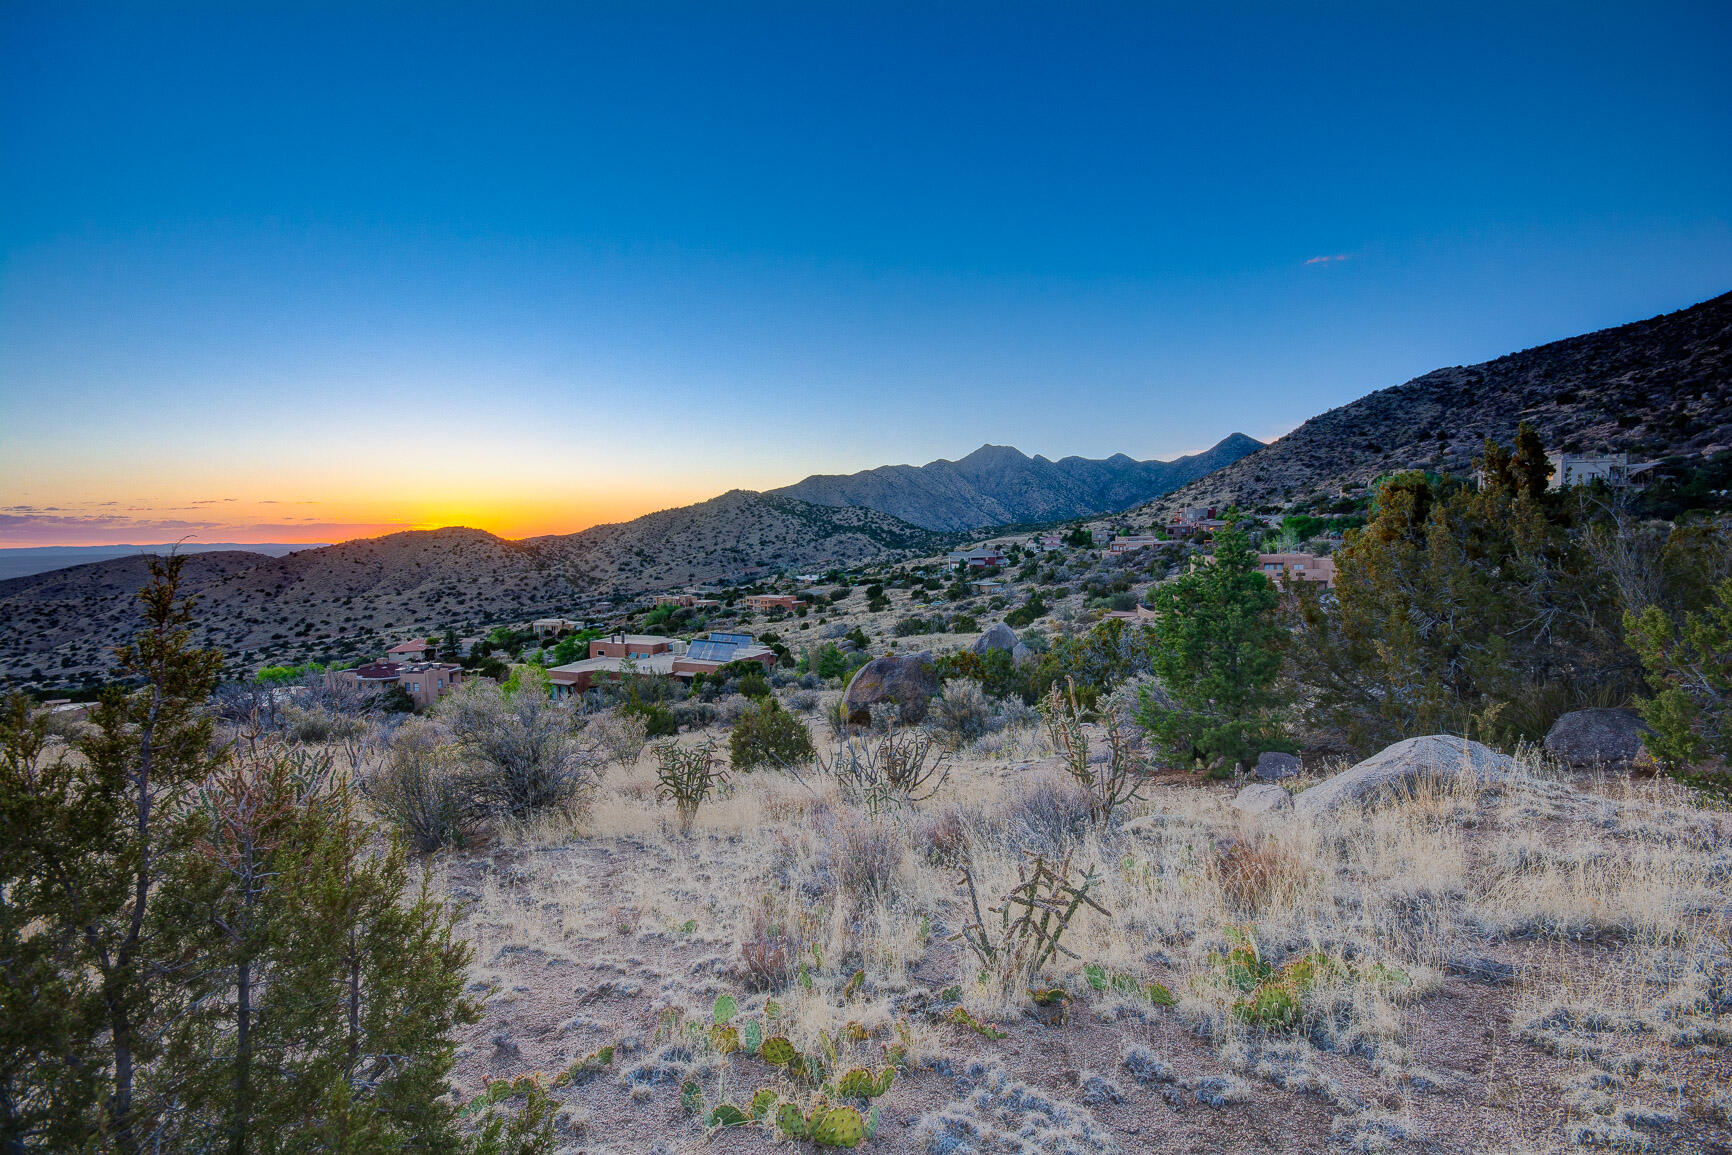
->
[992,771,1094,853]
[894,616,933,637]
[823,727,950,812]
[587,709,649,766]
[441,678,601,820]
[1004,593,1049,628]
[832,816,904,903]
[737,672,772,699]
[933,679,994,745]
[951,614,979,633]
[361,717,467,852]
[729,698,816,771]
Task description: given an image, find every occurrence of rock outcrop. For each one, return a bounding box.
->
[1254,751,1302,782]
[1293,735,1517,816]
[843,651,939,724]
[1543,708,1651,767]
[1232,783,1292,814]
[972,622,1018,654]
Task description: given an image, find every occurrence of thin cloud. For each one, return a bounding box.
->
[1305,254,1349,265]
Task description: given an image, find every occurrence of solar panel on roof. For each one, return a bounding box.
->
[687,640,738,662]
[707,632,754,646]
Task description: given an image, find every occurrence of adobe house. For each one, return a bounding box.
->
[331,660,464,709]
[1256,552,1336,589]
[588,633,677,659]
[744,594,802,612]
[386,638,433,662]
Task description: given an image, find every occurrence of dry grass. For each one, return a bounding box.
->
[378,702,1732,1152]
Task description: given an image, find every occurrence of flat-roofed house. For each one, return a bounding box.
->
[744,594,802,612]
[1107,534,1162,554]
[588,633,677,659]
[332,659,464,709]
[670,632,778,678]
[1256,553,1336,589]
[1546,452,1657,490]
[531,617,584,638]
[947,547,1008,568]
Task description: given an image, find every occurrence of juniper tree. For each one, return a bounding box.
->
[1137,520,1291,773]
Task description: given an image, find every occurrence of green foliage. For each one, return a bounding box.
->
[255,661,326,685]
[935,618,1146,705]
[730,697,816,771]
[950,614,979,633]
[1627,578,1732,802]
[1063,527,1095,549]
[0,555,499,1153]
[1003,592,1048,628]
[1137,521,1291,773]
[736,671,772,698]
[1082,963,1174,1007]
[1203,927,1408,1030]
[1293,428,1631,752]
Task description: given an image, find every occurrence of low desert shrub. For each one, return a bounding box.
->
[738,902,799,991]
[832,816,905,903]
[932,679,994,745]
[737,672,772,699]
[442,678,602,820]
[992,771,1094,853]
[586,709,648,766]
[1214,838,1314,916]
[360,717,468,852]
[950,614,979,633]
[914,805,970,865]
[729,698,816,770]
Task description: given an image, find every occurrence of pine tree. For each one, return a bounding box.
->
[1137,521,1291,773]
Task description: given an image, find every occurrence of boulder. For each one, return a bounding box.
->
[1292,735,1517,817]
[1254,751,1302,782]
[1011,641,1036,667]
[973,622,1018,655]
[1231,783,1292,815]
[1543,708,1651,767]
[843,651,939,724]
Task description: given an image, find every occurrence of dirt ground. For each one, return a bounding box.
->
[439,717,1732,1154]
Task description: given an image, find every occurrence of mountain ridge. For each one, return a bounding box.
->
[772,433,1264,529]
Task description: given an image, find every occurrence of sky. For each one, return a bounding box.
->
[3,2,1729,548]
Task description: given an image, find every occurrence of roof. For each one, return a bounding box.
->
[547,653,679,681]
[386,640,429,654]
[686,639,737,662]
[352,662,403,680]
[706,632,754,646]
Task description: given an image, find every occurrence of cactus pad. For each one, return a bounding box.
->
[811,1105,868,1147]
[760,1035,796,1066]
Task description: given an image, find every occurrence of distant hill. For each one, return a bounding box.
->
[0,542,327,582]
[0,493,937,685]
[772,435,1263,530]
[1133,291,1732,519]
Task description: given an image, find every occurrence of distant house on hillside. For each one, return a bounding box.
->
[744,594,803,612]
[531,617,584,638]
[545,631,775,695]
[1546,452,1657,491]
[386,639,432,662]
[1167,508,1219,537]
[1107,534,1162,555]
[1257,552,1336,589]
[948,547,1008,569]
[331,659,464,709]
[654,593,722,609]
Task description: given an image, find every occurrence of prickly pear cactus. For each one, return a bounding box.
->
[760,1035,796,1066]
[833,1068,875,1099]
[742,1018,764,1055]
[775,1101,810,1139]
[750,1087,778,1118]
[870,1066,895,1097]
[811,1105,869,1147]
[709,1023,740,1054]
[712,993,738,1025]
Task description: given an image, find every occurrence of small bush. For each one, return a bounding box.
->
[933,679,994,745]
[442,678,601,820]
[587,709,648,766]
[785,689,820,712]
[737,672,772,699]
[951,614,979,633]
[993,771,1093,853]
[729,698,816,771]
[361,717,467,852]
[832,816,904,903]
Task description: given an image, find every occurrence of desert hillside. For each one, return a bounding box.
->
[0,494,941,685]
[1136,290,1732,517]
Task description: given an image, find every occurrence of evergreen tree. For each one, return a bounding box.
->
[1137,521,1290,773]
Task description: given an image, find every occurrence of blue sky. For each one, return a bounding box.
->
[2,2,1729,544]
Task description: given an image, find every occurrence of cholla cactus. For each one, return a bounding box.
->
[653,739,725,835]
